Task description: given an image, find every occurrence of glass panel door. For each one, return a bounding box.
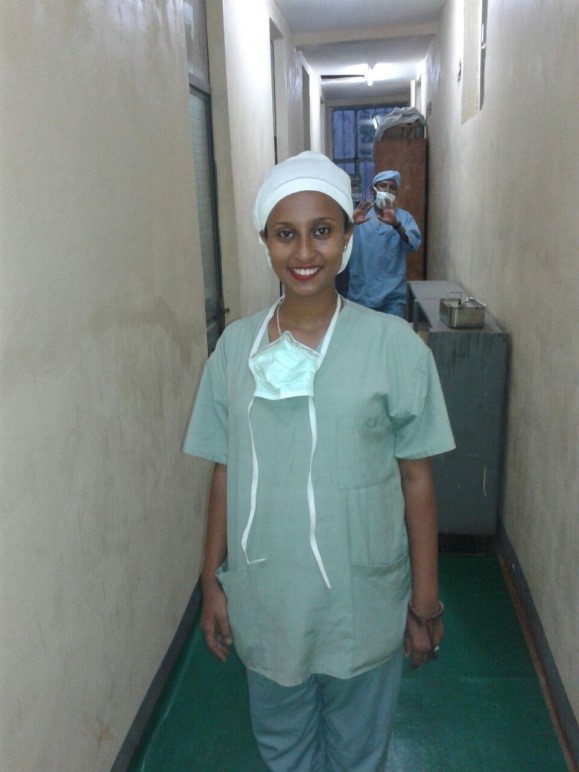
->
[189,88,223,352]
[332,105,402,200]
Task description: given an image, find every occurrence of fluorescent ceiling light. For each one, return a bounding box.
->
[365,63,408,85]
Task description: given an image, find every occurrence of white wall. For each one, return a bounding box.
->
[307,61,324,153]
[0,2,210,769]
[424,0,579,715]
[268,1,323,157]
[0,1,329,767]
[207,0,279,320]
[207,0,324,321]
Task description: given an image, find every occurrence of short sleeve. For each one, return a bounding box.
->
[393,347,455,459]
[183,344,229,464]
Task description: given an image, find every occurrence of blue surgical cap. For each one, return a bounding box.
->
[373,170,401,188]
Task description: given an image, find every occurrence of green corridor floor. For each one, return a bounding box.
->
[128,555,567,771]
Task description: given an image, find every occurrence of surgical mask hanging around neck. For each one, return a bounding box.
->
[249,332,321,400]
[242,295,343,590]
[374,188,396,209]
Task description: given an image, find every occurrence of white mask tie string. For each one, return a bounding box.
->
[243,295,342,588]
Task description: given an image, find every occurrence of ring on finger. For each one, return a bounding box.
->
[429,645,440,660]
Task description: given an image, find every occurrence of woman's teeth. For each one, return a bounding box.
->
[292,267,319,276]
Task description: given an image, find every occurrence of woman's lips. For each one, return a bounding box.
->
[288,266,321,282]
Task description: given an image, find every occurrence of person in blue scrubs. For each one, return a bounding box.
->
[184,153,454,771]
[347,170,421,318]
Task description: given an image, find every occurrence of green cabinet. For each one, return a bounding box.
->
[408,281,509,535]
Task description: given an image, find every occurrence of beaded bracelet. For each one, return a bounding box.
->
[407,600,445,626]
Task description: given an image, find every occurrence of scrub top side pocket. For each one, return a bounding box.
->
[350,554,411,668]
[216,562,267,671]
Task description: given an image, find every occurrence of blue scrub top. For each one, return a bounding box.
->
[348,207,421,309]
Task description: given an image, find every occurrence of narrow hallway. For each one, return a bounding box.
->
[127,555,568,771]
[1,2,577,770]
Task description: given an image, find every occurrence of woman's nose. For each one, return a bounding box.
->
[295,234,315,261]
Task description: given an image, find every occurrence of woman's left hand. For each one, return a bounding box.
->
[404,612,444,669]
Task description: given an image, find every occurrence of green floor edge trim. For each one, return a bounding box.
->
[112,586,202,772]
[498,524,578,767]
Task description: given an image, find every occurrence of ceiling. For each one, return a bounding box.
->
[274,0,446,103]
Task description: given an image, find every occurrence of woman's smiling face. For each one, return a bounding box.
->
[261,191,352,299]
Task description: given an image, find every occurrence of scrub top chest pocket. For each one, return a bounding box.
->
[336,410,395,490]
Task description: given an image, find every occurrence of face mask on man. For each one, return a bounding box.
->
[374,188,396,209]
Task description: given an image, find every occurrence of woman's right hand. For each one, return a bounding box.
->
[201,577,233,662]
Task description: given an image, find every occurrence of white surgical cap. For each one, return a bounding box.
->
[373,170,401,188]
[253,151,354,272]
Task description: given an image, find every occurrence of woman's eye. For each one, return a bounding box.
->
[314,226,331,237]
[275,229,294,240]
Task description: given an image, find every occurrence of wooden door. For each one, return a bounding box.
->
[373,138,427,281]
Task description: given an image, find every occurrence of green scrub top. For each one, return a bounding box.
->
[184,301,455,686]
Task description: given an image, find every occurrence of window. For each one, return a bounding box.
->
[462,0,488,122]
[332,106,403,201]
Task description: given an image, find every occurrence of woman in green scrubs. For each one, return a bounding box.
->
[184,151,455,770]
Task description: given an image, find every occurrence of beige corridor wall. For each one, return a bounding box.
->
[207,0,279,320]
[207,0,324,322]
[270,13,324,161]
[424,0,578,715]
[0,2,210,769]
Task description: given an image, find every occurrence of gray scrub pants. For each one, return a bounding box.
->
[246,648,404,771]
